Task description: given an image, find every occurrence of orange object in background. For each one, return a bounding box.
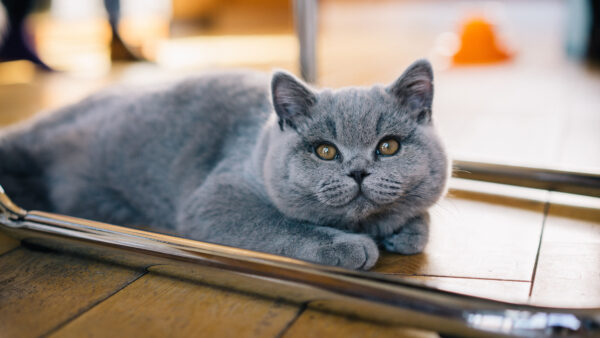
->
[453,16,512,64]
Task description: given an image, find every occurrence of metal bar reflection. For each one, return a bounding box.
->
[0,186,598,337]
[453,160,600,198]
[293,0,318,83]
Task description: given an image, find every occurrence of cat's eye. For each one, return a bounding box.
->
[376,138,400,156]
[315,144,338,160]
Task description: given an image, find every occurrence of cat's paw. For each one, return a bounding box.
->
[316,233,379,270]
[381,215,429,255]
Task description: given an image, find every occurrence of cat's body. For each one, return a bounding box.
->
[0,60,448,269]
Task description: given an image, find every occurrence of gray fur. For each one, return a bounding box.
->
[0,60,448,270]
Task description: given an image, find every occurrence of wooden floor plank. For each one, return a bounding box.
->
[529,200,600,307]
[51,273,300,338]
[538,201,600,244]
[373,193,546,281]
[529,243,600,308]
[281,308,439,338]
[0,232,19,255]
[0,247,144,338]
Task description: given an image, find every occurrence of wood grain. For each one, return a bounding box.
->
[51,273,300,338]
[529,200,600,307]
[0,232,19,255]
[282,308,439,338]
[373,194,545,280]
[0,247,144,338]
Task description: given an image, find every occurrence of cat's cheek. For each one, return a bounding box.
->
[315,179,359,207]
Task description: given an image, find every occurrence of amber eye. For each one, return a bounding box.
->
[377,138,400,156]
[315,144,338,160]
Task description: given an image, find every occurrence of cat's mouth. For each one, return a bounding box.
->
[345,192,377,208]
[315,180,389,211]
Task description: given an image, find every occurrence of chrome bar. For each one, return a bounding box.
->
[453,160,600,198]
[0,184,26,220]
[293,0,318,83]
[0,186,598,337]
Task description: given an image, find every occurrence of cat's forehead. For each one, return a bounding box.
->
[302,86,414,146]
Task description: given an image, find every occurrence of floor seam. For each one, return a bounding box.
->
[40,270,148,337]
[528,200,550,297]
[274,301,308,338]
[0,245,20,259]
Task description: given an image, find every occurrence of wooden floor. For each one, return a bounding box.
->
[1,0,599,336]
[1,185,599,337]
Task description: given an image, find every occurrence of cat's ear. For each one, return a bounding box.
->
[387,59,434,124]
[271,71,317,131]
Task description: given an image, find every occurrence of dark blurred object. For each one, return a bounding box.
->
[103,0,136,61]
[0,0,135,72]
[566,0,600,62]
[0,0,46,66]
[589,0,600,61]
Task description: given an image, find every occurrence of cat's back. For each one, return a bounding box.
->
[0,70,273,223]
[165,70,272,125]
[81,69,274,206]
[93,70,274,222]
[101,69,273,139]
[1,69,272,157]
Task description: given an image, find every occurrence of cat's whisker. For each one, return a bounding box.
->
[374,182,403,189]
[318,179,340,189]
[319,185,346,194]
[380,177,403,185]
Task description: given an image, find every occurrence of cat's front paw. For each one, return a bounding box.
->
[381,214,429,255]
[316,233,379,270]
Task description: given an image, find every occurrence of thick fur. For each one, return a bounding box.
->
[0,60,448,269]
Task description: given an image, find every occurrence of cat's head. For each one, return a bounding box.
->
[262,60,448,234]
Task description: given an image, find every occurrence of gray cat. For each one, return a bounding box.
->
[0,59,448,270]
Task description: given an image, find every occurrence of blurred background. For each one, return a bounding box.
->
[0,0,599,172]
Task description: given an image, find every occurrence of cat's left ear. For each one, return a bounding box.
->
[271,71,317,131]
[387,59,434,124]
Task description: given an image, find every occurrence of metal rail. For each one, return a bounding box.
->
[453,160,600,198]
[293,0,318,83]
[1,184,599,337]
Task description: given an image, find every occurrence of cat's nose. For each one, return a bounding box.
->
[348,170,370,185]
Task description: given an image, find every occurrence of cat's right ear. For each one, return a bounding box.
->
[271,71,317,131]
[387,59,434,124]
